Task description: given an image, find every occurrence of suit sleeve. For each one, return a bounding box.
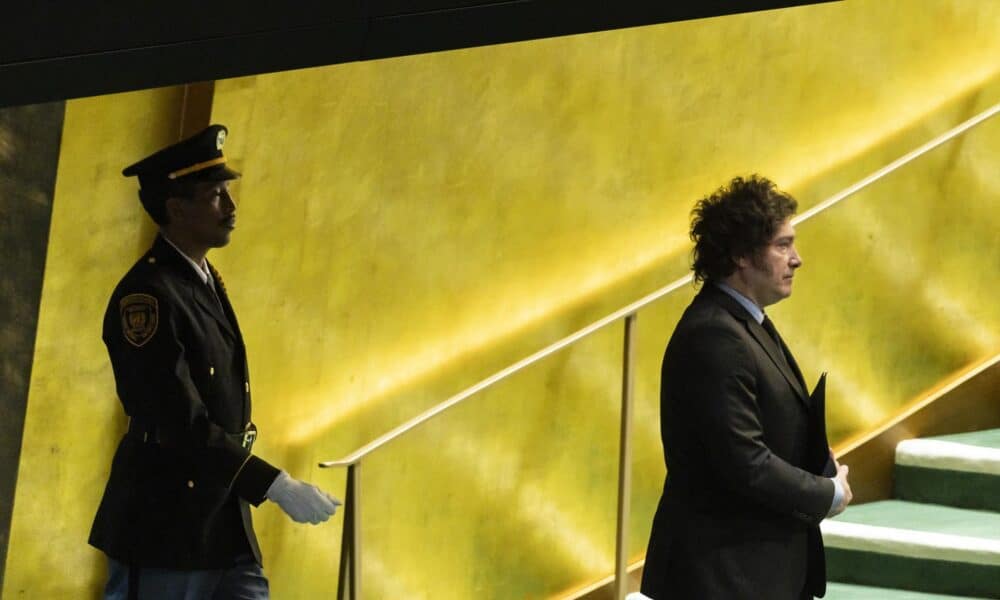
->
[105,287,279,505]
[688,325,834,525]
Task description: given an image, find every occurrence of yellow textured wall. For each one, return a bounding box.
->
[5,0,1000,598]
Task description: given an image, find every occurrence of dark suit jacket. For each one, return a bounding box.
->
[640,284,836,600]
[89,235,280,569]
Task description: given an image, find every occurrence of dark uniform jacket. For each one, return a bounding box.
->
[641,285,836,600]
[90,235,280,569]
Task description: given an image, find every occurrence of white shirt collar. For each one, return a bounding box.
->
[160,234,211,285]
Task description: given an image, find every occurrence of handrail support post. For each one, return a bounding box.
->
[337,462,361,600]
[615,313,637,600]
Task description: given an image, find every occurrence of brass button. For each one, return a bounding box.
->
[147,256,156,264]
[209,366,215,376]
[187,480,195,489]
[245,382,250,392]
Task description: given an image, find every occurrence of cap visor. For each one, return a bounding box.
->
[196,164,241,181]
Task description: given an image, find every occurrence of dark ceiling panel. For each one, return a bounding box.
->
[361,1,830,60]
[0,22,366,108]
[0,0,838,108]
[370,0,519,16]
[0,2,362,64]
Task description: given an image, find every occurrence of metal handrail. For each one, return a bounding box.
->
[319,279,687,468]
[320,99,1000,469]
[320,99,1000,600]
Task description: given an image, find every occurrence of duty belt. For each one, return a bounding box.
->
[126,419,257,450]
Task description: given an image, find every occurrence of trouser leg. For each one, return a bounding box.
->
[211,556,269,600]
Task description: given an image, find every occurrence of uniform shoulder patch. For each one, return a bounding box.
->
[120,293,159,347]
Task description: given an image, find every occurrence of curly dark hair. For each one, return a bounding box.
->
[689,175,797,283]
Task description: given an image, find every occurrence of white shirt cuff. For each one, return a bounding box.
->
[827,476,844,516]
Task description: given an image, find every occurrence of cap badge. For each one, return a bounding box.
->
[216,129,226,150]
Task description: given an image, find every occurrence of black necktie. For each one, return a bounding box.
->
[762,315,806,391]
[206,275,225,313]
[761,315,782,348]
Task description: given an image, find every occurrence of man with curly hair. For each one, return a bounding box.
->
[640,175,852,599]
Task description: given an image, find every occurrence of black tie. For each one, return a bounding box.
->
[761,315,782,348]
[762,315,806,391]
[206,276,225,313]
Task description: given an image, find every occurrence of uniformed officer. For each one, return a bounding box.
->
[90,125,339,600]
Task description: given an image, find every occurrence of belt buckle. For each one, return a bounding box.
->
[241,424,257,450]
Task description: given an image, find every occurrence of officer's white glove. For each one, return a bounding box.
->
[266,470,341,524]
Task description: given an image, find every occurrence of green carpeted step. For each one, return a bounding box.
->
[825,582,993,599]
[928,429,1000,451]
[894,429,1000,512]
[822,500,1000,598]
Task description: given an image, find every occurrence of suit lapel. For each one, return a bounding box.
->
[206,261,251,418]
[778,330,808,394]
[701,285,810,406]
[151,236,238,341]
[191,279,238,341]
[206,261,245,349]
[744,319,809,405]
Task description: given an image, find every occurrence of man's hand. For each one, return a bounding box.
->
[829,455,853,517]
[266,471,341,524]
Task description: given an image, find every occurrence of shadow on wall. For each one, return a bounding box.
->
[0,102,64,589]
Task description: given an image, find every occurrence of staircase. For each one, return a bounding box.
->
[823,429,1000,599]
